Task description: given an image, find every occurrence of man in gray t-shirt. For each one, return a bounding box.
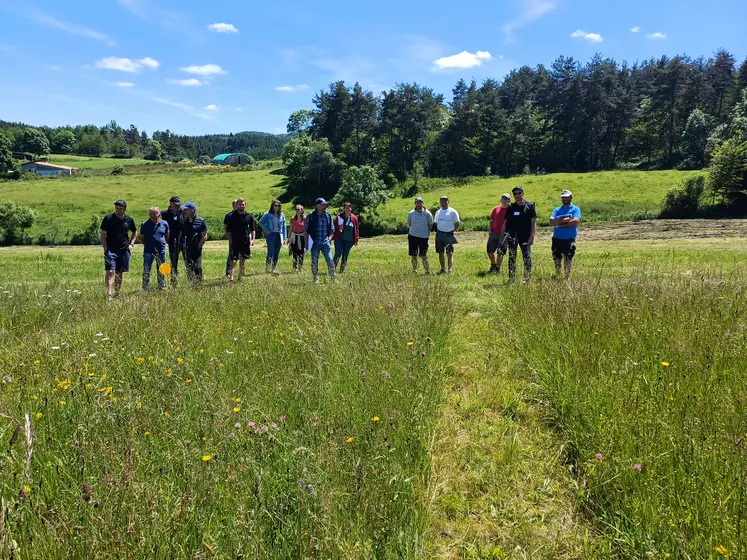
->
[407,197,434,274]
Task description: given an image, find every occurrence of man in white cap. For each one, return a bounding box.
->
[550,189,581,279]
[487,193,511,274]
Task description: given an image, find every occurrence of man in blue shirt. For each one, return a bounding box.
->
[140,206,170,290]
[304,198,337,284]
[549,189,581,279]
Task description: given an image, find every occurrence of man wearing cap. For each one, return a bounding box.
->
[161,196,182,286]
[140,206,169,291]
[433,195,460,275]
[178,202,208,283]
[487,194,511,274]
[224,199,238,277]
[224,197,255,282]
[550,190,581,279]
[501,186,536,283]
[407,197,433,274]
[100,200,137,298]
[304,198,337,284]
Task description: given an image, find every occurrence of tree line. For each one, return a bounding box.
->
[282,50,747,212]
[0,120,290,163]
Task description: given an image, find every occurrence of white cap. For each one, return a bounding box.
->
[501,193,511,200]
[560,190,573,198]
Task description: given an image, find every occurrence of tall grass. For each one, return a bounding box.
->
[495,272,747,558]
[0,276,452,558]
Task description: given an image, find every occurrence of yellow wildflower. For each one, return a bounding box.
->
[185,379,192,384]
[164,411,170,417]
[148,355,154,361]
[233,407,240,413]
[136,402,142,410]
[346,437,354,444]
[136,357,145,365]
[714,545,728,557]
[235,398,241,403]
[661,361,670,367]
[372,416,380,422]
[199,349,205,354]
[22,485,31,496]
[34,413,43,420]
[34,360,41,365]
[407,341,414,346]
[177,357,184,365]
[202,455,213,462]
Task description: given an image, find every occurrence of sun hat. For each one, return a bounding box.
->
[114,199,127,208]
[183,202,197,211]
[560,189,573,197]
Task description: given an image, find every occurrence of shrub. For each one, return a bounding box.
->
[659,175,706,218]
[111,165,125,176]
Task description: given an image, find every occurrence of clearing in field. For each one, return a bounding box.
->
[1,224,745,559]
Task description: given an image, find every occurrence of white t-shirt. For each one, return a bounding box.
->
[434,207,460,232]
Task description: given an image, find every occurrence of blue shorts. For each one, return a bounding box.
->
[104,249,131,272]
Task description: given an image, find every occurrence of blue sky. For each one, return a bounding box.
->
[0,0,745,136]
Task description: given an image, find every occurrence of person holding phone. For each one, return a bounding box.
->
[501,186,536,284]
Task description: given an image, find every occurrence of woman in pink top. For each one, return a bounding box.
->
[288,204,306,272]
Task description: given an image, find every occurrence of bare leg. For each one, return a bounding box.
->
[554,258,562,279]
[229,260,237,282]
[496,252,504,272]
[105,271,116,297]
[488,252,497,266]
[438,252,446,272]
[113,272,123,296]
[421,255,430,274]
[411,255,418,272]
[447,252,454,274]
[239,257,246,278]
[564,258,572,279]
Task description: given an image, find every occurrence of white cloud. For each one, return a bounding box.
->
[647,32,667,39]
[116,82,135,87]
[26,8,116,47]
[570,29,603,43]
[204,104,220,111]
[503,0,557,42]
[275,84,310,92]
[180,64,227,76]
[432,50,492,71]
[630,26,640,33]
[208,23,238,33]
[95,57,160,72]
[168,78,205,87]
[139,56,159,69]
[235,107,244,112]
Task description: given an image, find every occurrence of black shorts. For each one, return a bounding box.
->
[408,235,428,257]
[231,240,251,260]
[487,233,508,255]
[552,237,576,260]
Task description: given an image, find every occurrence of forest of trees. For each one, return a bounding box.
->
[0,120,290,162]
[281,50,747,211]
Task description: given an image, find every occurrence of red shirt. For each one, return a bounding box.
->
[489,206,508,235]
[290,215,306,234]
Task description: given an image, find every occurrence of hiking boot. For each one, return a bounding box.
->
[437,269,447,275]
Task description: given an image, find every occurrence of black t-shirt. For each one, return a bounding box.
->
[225,211,255,243]
[100,213,136,251]
[181,216,207,253]
[504,201,537,235]
[161,208,182,247]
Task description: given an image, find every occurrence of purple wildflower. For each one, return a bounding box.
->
[235,423,241,429]
[595,453,603,461]
[633,463,642,472]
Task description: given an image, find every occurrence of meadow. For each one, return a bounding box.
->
[46,155,161,169]
[0,158,699,243]
[1,226,746,559]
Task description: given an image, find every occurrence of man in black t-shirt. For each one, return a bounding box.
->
[501,186,537,283]
[224,197,255,282]
[223,199,238,277]
[100,200,137,298]
[161,195,182,285]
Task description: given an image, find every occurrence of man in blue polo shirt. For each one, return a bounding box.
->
[304,198,337,284]
[140,206,170,291]
[549,189,581,280]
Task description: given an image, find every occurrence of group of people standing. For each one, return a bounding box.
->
[98,196,361,297]
[407,186,581,282]
[98,187,580,297]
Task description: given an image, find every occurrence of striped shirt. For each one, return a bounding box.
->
[407,209,433,239]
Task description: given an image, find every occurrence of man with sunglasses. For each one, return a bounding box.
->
[501,186,536,283]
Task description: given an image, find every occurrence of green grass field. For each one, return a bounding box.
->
[46,154,161,169]
[1,167,700,244]
[1,226,745,558]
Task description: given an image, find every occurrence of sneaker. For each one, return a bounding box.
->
[313,276,320,285]
[437,269,447,275]
[272,269,280,275]
[488,265,498,274]
[448,268,454,275]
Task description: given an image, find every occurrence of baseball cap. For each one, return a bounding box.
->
[114,199,127,208]
[560,189,573,198]
[183,202,197,211]
[511,186,524,194]
[440,195,449,200]
[314,198,328,205]
[415,196,424,202]
[169,196,182,205]
[501,193,511,200]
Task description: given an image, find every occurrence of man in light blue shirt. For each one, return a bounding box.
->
[549,189,581,279]
[407,197,433,274]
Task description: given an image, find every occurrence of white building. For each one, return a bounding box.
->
[21,162,77,177]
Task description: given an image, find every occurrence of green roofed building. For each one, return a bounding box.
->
[211,153,250,166]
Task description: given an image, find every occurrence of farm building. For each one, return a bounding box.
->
[211,153,250,166]
[21,162,77,177]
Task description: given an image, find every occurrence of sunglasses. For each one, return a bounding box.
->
[273,204,281,207]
